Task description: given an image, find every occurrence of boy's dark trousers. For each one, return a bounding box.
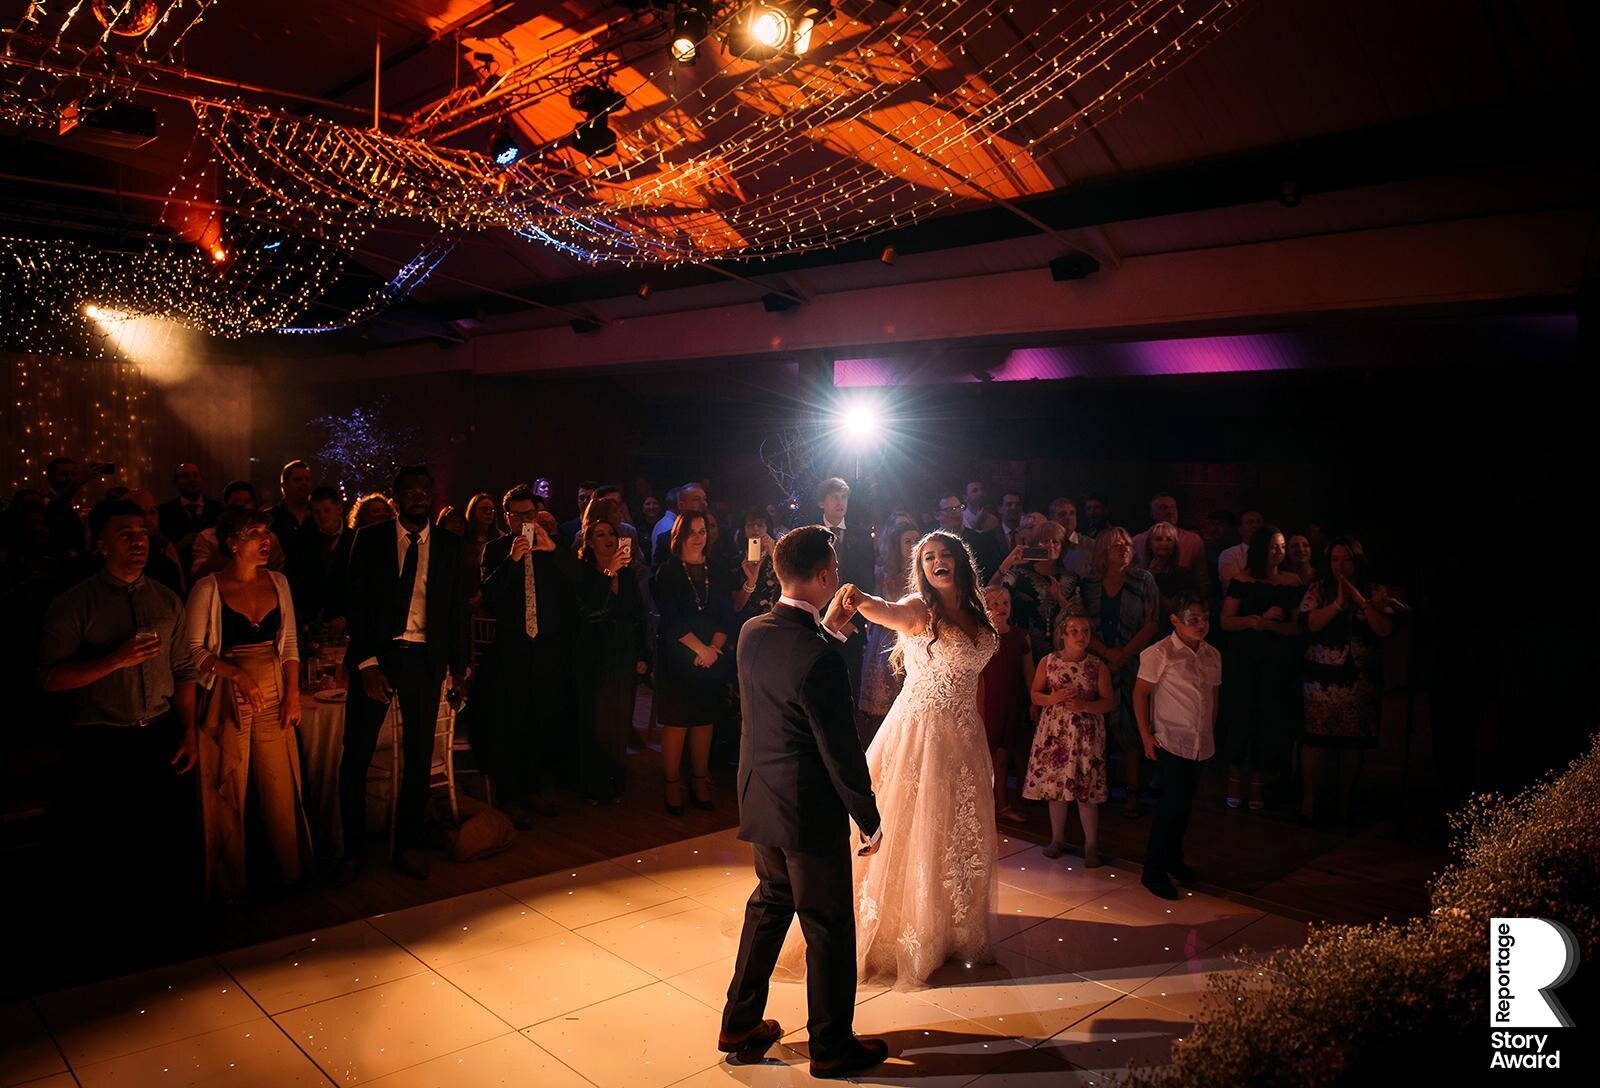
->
[1144,747,1202,876]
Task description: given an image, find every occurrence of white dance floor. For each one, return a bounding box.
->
[1,829,1307,1087]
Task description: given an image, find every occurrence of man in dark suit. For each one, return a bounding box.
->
[334,465,470,884]
[719,526,887,1079]
[812,477,874,705]
[555,479,600,552]
[287,486,354,636]
[156,462,222,569]
[469,483,581,826]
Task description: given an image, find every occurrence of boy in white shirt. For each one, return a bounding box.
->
[1133,592,1222,900]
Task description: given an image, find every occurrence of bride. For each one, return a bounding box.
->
[778,530,1000,989]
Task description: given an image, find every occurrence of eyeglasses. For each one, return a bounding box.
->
[938,504,964,513]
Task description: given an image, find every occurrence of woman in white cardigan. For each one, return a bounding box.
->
[185,506,311,904]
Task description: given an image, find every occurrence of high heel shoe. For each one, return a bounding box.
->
[664,777,685,816]
[690,774,715,811]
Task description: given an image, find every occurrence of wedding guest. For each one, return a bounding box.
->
[961,481,1007,581]
[654,483,707,565]
[184,506,312,903]
[463,491,502,592]
[994,520,1081,661]
[1139,521,1201,634]
[815,478,873,696]
[935,493,966,535]
[190,481,287,576]
[982,585,1035,826]
[349,492,395,529]
[651,511,740,813]
[287,486,352,635]
[641,494,663,533]
[126,488,186,599]
[334,466,471,884]
[1081,527,1161,818]
[1081,494,1110,539]
[996,491,1026,553]
[1219,527,1306,811]
[471,485,582,827]
[1134,592,1221,900]
[38,498,199,919]
[575,505,649,804]
[1048,497,1095,577]
[557,480,601,550]
[587,484,643,566]
[436,505,468,536]
[858,519,917,739]
[1285,533,1316,585]
[42,456,90,556]
[737,506,782,619]
[1131,492,1209,595]
[1298,536,1394,825]
[158,462,222,568]
[266,460,313,544]
[1203,510,1237,578]
[1217,510,1265,591]
[1025,612,1112,865]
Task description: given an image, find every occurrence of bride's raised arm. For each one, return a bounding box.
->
[850,588,929,635]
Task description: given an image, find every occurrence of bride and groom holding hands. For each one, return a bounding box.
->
[718,523,1001,1078]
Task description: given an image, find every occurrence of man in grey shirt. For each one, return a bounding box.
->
[38,497,200,917]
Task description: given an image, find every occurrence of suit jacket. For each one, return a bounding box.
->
[157,496,223,544]
[345,519,470,679]
[287,523,354,623]
[735,603,881,854]
[816,521,875,596]
[479,535,581,648]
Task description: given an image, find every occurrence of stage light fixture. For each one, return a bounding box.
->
[750,6,791,50]
[210,245,229,263]
[569,84,625,118]
[732,2,833,59]
[571,117,618,157]
[568,84,625,158]
[761,292,801,312]
[1049,252,1100,281]
[837,400,882,446]
[490,125,523,166]
[672,4,710,64]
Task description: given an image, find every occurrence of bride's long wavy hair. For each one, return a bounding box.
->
[889,530,996,675]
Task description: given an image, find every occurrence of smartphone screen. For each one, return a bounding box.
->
[747,537,761,563]
[521,523,536,545]
[617,536,633,563]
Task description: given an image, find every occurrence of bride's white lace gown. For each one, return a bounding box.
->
[776,625,1000,989]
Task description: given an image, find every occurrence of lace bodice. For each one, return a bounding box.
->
[898,625,998,703]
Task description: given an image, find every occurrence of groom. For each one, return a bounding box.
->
[718,526,889,1078]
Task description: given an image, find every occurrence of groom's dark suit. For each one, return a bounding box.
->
[723,601,881,1061]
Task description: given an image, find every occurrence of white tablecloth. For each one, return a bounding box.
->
[296,691,400,859]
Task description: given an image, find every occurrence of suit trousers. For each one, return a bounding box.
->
[724,841,857,1060]
[339,642,443,857]
[1144,747,1202,877]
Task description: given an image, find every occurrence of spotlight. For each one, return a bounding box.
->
[733,3,832,59]
[879,244,896,265]
[571,118,618,157]
[210,245,229,263]
[490,124,523,167]
[750,5,791,50]
[83,303,101,320]
[1049,252,1100,281]
[672,4,710,64]
[569,84,625,118]
[837,400,882,446]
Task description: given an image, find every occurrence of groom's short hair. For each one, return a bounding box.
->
[774,525,835,588]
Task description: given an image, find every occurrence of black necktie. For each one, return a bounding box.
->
[396,530,420,633]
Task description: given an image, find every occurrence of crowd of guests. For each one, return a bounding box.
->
[1,456,1402,910]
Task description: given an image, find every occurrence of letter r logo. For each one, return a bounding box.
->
[1492,918,1579,1028]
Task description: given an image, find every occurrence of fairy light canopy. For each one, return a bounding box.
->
[0,0,1252,344]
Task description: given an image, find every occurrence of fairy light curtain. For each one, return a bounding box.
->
[2,352,154,495]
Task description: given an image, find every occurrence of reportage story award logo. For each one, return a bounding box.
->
[1490,918,1579,1070]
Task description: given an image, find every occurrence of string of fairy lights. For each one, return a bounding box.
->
[0,0,1254,346]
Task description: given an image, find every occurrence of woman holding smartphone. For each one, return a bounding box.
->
[993,520,1082,662]
[649,511,750,814]
[575,499,649,804]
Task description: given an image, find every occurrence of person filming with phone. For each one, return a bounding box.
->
[466,484,582,829]
[991,519,1083,663]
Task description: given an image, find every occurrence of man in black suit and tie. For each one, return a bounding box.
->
[813,478,874,705]
[469,484,581,826]
[334,465,470,884]
[718,526,887,1079]
[287,486,354,636]
[156,462,222,571]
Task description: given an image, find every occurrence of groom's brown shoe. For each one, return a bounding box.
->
[717,1019,783,1062]
[810,1035,889,1079]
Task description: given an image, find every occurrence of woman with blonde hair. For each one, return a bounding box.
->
[347,492,394,530]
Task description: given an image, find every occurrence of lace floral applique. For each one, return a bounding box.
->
[941,764,985,927]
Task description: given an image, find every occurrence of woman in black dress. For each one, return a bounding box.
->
[650,512,751,813]
[1219,526,1306,811]
[576,500,649,804]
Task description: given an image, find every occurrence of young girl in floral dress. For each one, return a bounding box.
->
[1024,612,1114,865]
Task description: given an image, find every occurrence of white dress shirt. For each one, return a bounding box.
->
[777,593,880,849]
[397,521,431,644]
[1135,632,1222,762]
[1217,541,1249,586]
